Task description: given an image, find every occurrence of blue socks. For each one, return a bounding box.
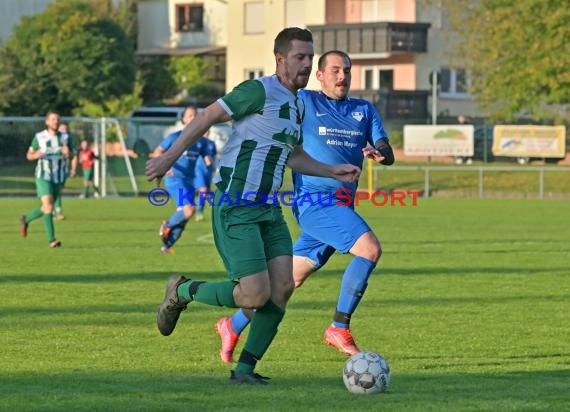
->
[333,256,377,328]
[167,210,187,227]
[231,309,252,334]
[166,210,188,246]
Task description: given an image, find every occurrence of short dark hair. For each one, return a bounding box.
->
[45,110,59,119]
[273,27,313,55]
[318,50,351,71]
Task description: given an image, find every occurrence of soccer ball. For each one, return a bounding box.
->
[342,351,391,395]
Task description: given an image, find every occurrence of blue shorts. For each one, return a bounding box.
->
[166,178,196,208]
[293,204,371,269]
[194,171,212,190]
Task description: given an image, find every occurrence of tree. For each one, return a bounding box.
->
[137,56,178,104]
[0,0,135,115]
[427,0,570,121]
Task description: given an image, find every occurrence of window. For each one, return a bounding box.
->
[245,2,264,34]
[440,67,471,98]
[176,4,204,32]
[362,66,393,91]
[361,0,394,22]
[245,68,264,80]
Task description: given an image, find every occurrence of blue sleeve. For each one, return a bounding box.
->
[159,133,176,151]
[207,141,217,157]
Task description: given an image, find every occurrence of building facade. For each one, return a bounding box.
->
[223,0,482,121]
[1,0,481,121]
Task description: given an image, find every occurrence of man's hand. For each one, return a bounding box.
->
[146,154,175,182]
[362,147,385,163]
[330,164,361,183]
[374,140,395,165]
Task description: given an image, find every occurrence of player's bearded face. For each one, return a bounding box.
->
[322,68,352,99]
[319,55,352,100]
[283,40,314,89]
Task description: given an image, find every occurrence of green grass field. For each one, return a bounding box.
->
[0,197,569,411]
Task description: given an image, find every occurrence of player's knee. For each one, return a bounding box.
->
[42,204,53,214]
[371,242,382,262]
[281,275,295,302]
[362,237,382,262]
[293,271,311,288]
[248,290,271,308]
[182,206,195,219]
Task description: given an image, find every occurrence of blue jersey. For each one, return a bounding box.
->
[293,90,388,214]
[195,139,217,176]
[159,131,211,183]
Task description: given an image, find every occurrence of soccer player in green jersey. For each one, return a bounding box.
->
[146,27,361,385]
[20,111,68,248]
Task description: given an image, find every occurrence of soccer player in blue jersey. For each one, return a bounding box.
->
[215,50,395,362]
[146,29,360,385]
[52,123,77,220]
[193,134,217,222]
[151,105,214,253]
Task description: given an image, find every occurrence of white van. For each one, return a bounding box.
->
[127,106,231,153]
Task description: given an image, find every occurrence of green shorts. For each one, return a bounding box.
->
[83,169,94,182]
[212,190,292,280]
[36,178,61,199]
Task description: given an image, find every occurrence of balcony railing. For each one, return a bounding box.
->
[351,89,429,119]
[307,22,430,56]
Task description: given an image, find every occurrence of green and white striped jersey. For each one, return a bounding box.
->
[215,75,304,203]
[30,130,67,183]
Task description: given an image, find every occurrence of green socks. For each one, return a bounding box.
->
[42,213,55,242]
[25,207,43,223]
[235,299,285,374]
[177,280,237,307]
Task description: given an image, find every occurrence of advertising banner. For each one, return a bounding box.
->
[404,125,474,156]
[492,125,566,158]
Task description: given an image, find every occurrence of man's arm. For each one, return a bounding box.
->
[374,139,395,165]
[287,145,360,183]
[146,102,231,181]
[362,140,395,165]
[26,147,43,161]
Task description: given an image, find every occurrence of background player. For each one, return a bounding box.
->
[53,123,76,220]
[216,50,395,362]
[151,105,213,253]
[78,139,100,199]
[193,131,217,221]
[20,111,70,248]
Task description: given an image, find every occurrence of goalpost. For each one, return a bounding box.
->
[0,116,138,198]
